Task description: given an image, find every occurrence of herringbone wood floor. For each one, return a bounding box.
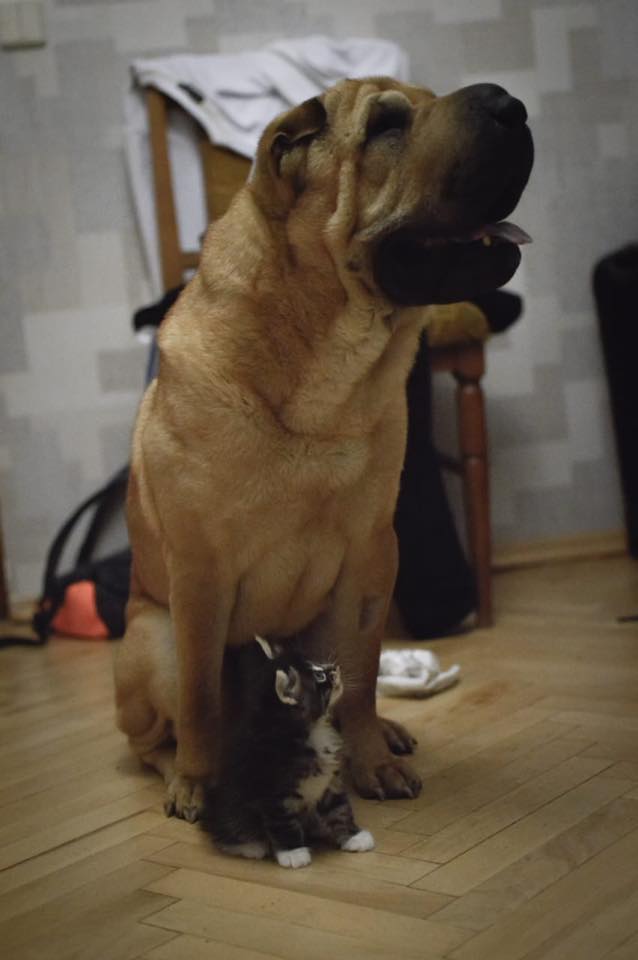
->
[1,554,637,960]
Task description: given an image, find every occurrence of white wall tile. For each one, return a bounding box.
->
[564,379,609,463]
[433,0,502,24]
[597,122,629,159]
[533,3,597,94]
[494,440,572,491]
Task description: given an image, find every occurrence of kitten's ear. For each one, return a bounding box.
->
[275,667,301,706]
[256,635,284,660]
[255,635,278,659]
[255,635,274,659]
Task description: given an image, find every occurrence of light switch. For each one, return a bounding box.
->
[0,2,46,49]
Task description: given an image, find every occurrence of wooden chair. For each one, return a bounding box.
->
[145,89,493,627]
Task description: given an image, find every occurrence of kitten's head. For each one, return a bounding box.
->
[255,635,342,723]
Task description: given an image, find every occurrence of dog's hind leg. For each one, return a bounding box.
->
[114,593,205,821]
[164,558,236,792]
[113,594,176,749]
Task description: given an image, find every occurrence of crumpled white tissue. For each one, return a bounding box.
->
[377,649,460,698]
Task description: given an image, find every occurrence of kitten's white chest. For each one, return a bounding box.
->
[298,716,341,807]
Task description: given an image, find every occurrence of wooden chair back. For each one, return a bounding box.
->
[146,88,251,290]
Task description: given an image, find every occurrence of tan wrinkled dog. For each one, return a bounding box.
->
[114,77,533,820]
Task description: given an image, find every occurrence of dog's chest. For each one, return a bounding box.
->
[230,520,346,640]
[297,717,342,807]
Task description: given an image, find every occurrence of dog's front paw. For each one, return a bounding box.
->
[276,847,312,869]
[341,829,375,852]
[350,755,422,800]
[379,716,417,755]
[164,774,206,822]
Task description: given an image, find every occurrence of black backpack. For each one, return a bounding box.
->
[1,468,131,648]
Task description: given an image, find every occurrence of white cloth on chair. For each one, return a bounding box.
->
[377,649,461,698]
[129,37,409,158]
[123,36,410,297]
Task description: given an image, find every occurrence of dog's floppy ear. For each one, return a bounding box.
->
[363,90,413,142]
[258,96,326,194]
[269,96,326,171]
[275,666,301,705]
[254,96,326,206]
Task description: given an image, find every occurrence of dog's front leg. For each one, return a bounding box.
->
[336,600,422,801]
[167,558,234,820]
[321,531,422,801]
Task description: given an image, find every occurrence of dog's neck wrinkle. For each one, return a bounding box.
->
[277,311,390,434]
[163,190,420,439]
[199,191,276,295]
[255,202,411,435]
[204,195,394,435]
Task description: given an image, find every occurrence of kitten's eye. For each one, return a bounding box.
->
[312,668,327,683]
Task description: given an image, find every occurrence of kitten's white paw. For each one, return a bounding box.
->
[219,841,268,860]
[276,846,312,869]
[341,829,375,852]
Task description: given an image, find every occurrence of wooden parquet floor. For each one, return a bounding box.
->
[1,554,637,960]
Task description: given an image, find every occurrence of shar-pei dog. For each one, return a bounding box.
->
[114,76,533,820]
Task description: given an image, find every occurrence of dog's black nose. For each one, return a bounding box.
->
[490,91,527,127]
[467,83,528,128]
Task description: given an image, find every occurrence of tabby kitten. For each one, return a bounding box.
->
[204,636,374,868]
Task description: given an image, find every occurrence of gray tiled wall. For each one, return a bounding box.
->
[1,0,635,599]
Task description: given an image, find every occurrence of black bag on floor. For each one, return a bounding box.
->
[1,468,131,648]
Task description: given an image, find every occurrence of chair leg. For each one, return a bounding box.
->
[454,357,492,627]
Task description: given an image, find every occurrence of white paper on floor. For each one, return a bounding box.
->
[377,649,460,698]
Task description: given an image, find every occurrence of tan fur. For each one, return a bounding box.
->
[113,77,524,813]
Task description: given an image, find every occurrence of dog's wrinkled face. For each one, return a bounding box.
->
[253,77,534,306]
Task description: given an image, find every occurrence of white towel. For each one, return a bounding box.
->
[130,37,410,158]
[377,650,461,698]
[124,36,410,297]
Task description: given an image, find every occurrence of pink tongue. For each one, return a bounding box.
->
[484,221,532,244]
